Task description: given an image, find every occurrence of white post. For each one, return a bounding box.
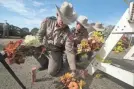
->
[86,2,134,87]
[124,45,134,60]
[87,8,132,75]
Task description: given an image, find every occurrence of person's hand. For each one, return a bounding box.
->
[71,70,76,77]
[78,69,89,79]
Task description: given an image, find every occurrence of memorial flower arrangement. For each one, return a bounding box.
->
[77,31,105,58]
[77,39,91,59]
[3,35,47,64]
[113,40,125,53]
[77,39,91,54]
[113,35,129,53]
[88,31,104,51]
[23,35,41,47]
[3,40,23,64]
[58,72,86,89]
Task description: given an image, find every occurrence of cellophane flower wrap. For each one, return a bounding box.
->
[23,35,41,47]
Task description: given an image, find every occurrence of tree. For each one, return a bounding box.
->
[0,23,3,36]
[20,27,30,38]
[31,28,39,35]
[22,27,29,32]
[8,25,21,36]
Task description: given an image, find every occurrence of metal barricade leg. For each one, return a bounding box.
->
[0,53,26,89]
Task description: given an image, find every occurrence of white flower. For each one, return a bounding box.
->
[23,35,41,47]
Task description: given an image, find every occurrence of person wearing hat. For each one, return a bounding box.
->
[92,22,105,32]
[88,22,105,58]
[2,20,9,38]
[89,22,105,36]
[33,1,78,77]
[71,16,94,62]
[72,15,92,45]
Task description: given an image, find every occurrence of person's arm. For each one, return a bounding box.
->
[65,32,76,73]
[36,19,48,43]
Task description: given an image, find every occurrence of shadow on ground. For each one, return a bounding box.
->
[104,73,134,89]
[35,77,53,82]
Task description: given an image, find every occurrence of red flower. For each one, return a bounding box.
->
[42,47,46,52]
[17,40,23,44]
[21,45,25,48]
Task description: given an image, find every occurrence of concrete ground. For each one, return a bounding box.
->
[0,38,134,89]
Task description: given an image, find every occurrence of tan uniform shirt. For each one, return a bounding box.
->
[36,17,76,70]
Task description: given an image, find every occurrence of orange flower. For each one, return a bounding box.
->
[68,81,79,89]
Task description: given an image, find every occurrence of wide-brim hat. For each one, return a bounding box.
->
[86,25,95,33]
[56,1,78,25]
[77,15,91,29]
[93,22,105,31]
[77,15,95,33]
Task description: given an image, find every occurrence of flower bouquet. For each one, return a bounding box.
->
[77,39,91,54]
[57,72,86,89]
[23,35,41,47]
[3,40,23,64]
[77,39,91,60]
[77,31,105,59]
[113,35,129,53]
[3,35,48,64]
[88,31,104,51]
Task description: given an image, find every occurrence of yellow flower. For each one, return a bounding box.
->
[95,73,102,78]
[64,73,73,79]
[60,76,65,81]
[78,80,86,89]
[80,39,89,48]
[77,49,82,54]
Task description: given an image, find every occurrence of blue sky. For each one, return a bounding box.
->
[0,0,128,30]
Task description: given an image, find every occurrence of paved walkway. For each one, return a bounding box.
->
[0,38,134,89]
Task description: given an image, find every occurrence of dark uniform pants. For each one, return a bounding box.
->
[35,51,63,76]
